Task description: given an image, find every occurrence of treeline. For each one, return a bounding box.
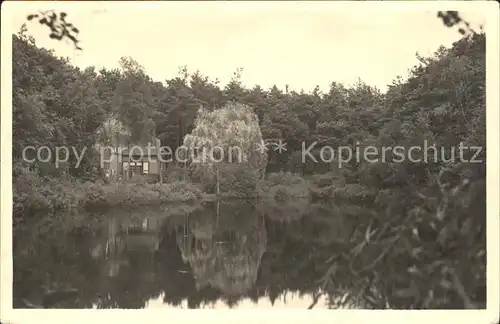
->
[13,30,485,175]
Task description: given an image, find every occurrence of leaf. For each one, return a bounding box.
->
[72,27,80,33]
[27,14,38,21]
[458,28,466,35]
[49,33,62,40]
[447,11,461,23]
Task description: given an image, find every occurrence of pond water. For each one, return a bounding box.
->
[12,198,485,309]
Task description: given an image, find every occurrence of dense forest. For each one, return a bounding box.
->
[12,25,486,309]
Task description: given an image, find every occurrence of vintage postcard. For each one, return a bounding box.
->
[1,1,498,324]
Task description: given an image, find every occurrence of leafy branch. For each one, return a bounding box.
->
[437,11,480,35]
[26,10,82,50]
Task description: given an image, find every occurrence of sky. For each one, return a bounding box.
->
[6,2,487,93]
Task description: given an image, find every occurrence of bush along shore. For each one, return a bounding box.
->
[13,168,314,223]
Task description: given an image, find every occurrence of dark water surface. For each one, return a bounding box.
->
[13,198,485,309]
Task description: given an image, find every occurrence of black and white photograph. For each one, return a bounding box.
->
[1,1,499,323]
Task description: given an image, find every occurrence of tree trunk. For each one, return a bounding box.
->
[216,166,220,196]
[157,140,163,184]
[216,200,220,228]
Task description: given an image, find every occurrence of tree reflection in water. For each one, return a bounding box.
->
[174,200,267,297]
[13,198,486,309]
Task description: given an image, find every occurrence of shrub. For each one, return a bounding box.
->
[329,183,375,202]
[189,164,216,193]
[14,163,205,218]
[156,180,203,202]
[219,164,260,197]
[310,172,346,188]
[13,169,49,214]
[78,183,100,208]
[266,171,306,187]
[13,167,81,217]
[272,185,291,202]
[128,174,159,185]
[189,163,260,197]
[257,172,310,198]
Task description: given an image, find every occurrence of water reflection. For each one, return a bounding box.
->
[14,199,325,309]
[145,292,329,309]
[12,198,485,309]
[174,201,267,296]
